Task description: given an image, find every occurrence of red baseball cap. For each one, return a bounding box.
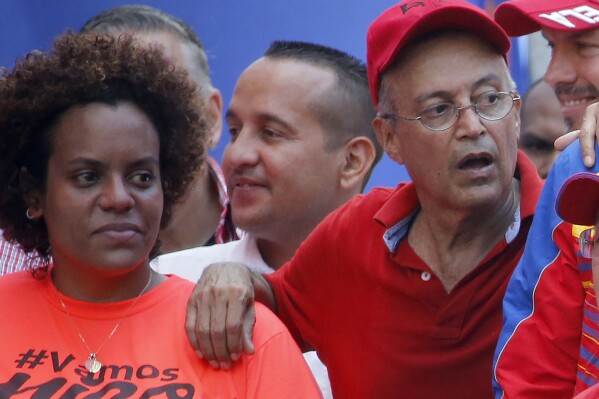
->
[366,0,511,108]
[556,172,599,225]
[495,0,599,37]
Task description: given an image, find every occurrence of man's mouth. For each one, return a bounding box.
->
[228,175,268,192]
[559,96,598,110]
[458,154,492,170]
[554,84,599,115]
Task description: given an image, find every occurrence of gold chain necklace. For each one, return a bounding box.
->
[56,272,153,374]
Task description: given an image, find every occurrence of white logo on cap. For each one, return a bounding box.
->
[539,6,599,28]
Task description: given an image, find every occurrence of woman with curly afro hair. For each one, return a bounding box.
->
[0,32,322,398]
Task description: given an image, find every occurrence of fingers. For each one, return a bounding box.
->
[209,285,238,369]
[198,282,221,368]
[241,304,256,356]
[186,272,221,366]
[185,286,202,357]
[554,130,580,151]
[184,262,256,369]
[222,290,251,363]
[579,102,599,167]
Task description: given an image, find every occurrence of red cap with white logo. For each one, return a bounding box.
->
[367,0,510,108]
[495,0,599,36]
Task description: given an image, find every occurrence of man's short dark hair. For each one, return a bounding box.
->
[264,41,383,180]
[80,5,212,88]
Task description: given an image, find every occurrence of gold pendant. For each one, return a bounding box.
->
[85,354,102,373]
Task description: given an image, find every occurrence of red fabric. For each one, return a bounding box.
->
[557,172,599,226]
[0,271,321,398]
[495,0,599,37]
[366,0,510,107]
[492,145,597,399]
[266,152,542,399]
[574,380,599,399]
[494,222,584,398]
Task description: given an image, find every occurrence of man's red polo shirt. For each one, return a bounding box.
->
[265,151,542,399]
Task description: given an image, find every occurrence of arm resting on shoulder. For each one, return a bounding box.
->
[185,262,277,369]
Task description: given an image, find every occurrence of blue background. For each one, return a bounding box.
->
[0,0,523,192]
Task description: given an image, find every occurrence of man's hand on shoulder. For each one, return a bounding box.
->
[185,262,257,369]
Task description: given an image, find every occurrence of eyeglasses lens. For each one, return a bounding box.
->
[580,228,596,259]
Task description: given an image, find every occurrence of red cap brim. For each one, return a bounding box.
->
[495,0,599,37]
[367,0,510,108]
[556,172,599,226]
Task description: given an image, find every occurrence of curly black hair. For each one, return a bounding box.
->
[0,32,207,265]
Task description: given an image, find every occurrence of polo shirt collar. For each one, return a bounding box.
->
[375,151,542,253]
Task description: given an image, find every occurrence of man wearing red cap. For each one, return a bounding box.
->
[493,1,599,398]
[552,172,599,399]
[496,0,599,135]
[184,1,543,397]
[557,174,599,399]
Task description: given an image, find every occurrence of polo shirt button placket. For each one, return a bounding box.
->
[421,271,431,281]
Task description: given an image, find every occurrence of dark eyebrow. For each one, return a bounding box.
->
[413,90,453,105]
[472,74,503,90]
[519,132,552,145]
[67,156,158,168]
[518,133,554,151]
[224,108,238,121]
[225,108,297,135]
[413,73,505,105]
[129,156,160,168]
[67,158,103,168]
[542,30,593,42]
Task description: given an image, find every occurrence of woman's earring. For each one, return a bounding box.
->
[26,208,36,220]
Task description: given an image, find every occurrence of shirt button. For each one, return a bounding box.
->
[421,271,431,281]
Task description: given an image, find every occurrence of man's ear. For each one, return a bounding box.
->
[513,93,522,142]
[339,137,376,191]
[205,89,224,149]
[373,116,403,164]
